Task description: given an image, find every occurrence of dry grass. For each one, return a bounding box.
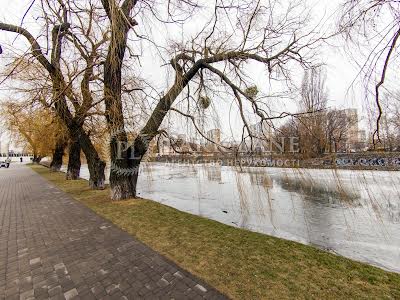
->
[31,165,400,299]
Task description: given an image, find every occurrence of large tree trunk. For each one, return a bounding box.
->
[102,3,141,200]
[77,127,106,189]
[106,69,198,200]
[109,138,143,200]
[88,159,106,189]
[102,0,197,200]
[66,136,81,180]
[109,157,141,200]
[50,138,66,171]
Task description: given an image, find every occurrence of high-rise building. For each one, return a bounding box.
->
[342,108,359,149]
[249,121,272,140]
[157,134,173,155]
[326,108,365,152]
[206,129,221,145]
[205,129,221,152]
[358,130,366,143]
[247,121,273,152]
[330,108,359,151]
[355,129,367,151]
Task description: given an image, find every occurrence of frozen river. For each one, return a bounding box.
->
[62,162,400,273]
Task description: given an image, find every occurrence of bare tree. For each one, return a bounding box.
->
[49,122,69,172]
[370,92,400,151]
[0,1,108,187]
[298,67,328,156]
[391,92,400,149]
[325,109,349,153]
[339,0,400,145]
[98,0,326,200]
[301,67,328,113]
[1,0,327,200]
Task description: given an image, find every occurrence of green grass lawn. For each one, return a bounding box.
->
[31,164,400,299]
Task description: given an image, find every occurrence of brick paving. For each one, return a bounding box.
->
[0,165,227,300]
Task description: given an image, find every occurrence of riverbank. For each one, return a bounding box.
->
[31,164,400,299]
[153,152,400,171]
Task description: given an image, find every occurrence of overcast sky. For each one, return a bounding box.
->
[0,0,376,149]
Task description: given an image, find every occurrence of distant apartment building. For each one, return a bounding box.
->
[247,121,273,152]
[205,129,221,152]
[206,129,221,144]
[342,108,359,150]
[375,115,399,151]
[328,108,369,152]
[356,129,367,150]
[249,121,273,140]
[157,134,176,155]
[358,129,366,142]
[326,108,359,152]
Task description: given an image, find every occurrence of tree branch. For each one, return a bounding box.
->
[0,22,54,73]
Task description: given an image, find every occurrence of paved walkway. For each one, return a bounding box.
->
[0,165,227,300]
